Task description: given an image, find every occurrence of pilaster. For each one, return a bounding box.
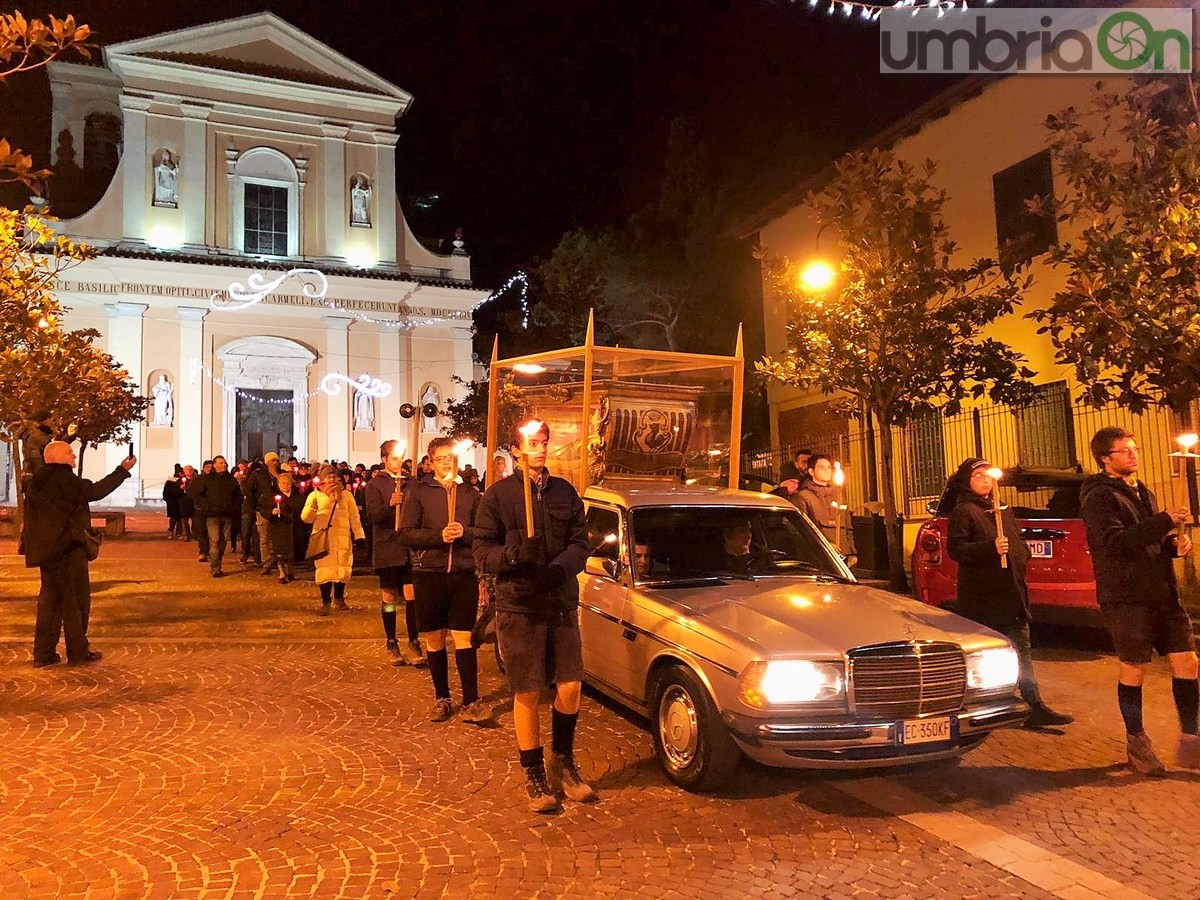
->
[320,122,350,262]
[177,306,207,468]
[324,316,353,462]
[119,95,152,246]
[179,103,211,250]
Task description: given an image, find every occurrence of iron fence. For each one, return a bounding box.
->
[747,389,1192,520]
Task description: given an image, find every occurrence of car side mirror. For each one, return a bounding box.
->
[585,556,620,580]
[926,500,939,516]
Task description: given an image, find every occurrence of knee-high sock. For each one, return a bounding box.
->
[381,602,398,642]
[1173,677,1199,735]
[427,649,450,700]
[455,647,479,705]
[551,708,578,755]
[404,599,419,643]
[1118,683,1144,736]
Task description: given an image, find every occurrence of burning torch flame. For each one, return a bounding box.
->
[513,363,547,374]
[986,467,1005,482]
[832,461,845,487]
[518,420,544,439]
[1178,433,1200,452]
[452,438,475,456]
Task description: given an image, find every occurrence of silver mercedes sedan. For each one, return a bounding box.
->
[578,484,1029,792]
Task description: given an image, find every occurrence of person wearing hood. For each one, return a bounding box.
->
[1080,427,1198,776]
[945,458,1073,729]
[21,441,135,666]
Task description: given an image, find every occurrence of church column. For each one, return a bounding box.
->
[373,131,399,267]
[119,95,152,246]
[177,306,207,468]
[320,122,350,262]
[179,103,210,250]
[325,316,353,462]
[105,301,149,499]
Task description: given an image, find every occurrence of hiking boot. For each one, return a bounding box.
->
[524,765,561,814]
[429,698,453,722]
[319,604,331,617]
[1127,732,1168,777]
[385,639,401,659]
[68,650,103,666]
[398,641,427,668]
[547,752,598,803]
[1024,703,1074,729]
[460,700,492,725]
[1178,734,1200,769]
[333,598,350,611]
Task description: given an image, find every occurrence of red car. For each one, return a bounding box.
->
[912,467,1098,625]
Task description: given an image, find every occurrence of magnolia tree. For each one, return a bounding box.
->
[1031,77,1200,416]
[758,149,1037,590]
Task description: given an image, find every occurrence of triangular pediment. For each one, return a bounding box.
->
[105,12,410,102]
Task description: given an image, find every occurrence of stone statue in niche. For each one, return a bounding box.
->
[421,384,439,433]
[153,149,178,208]
[353,386,375,431]
[350,175,372,227]
[151,373,174,427]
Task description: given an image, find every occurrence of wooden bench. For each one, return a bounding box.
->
[90,511,126,537]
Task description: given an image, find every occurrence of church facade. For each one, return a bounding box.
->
[9,12,485,504]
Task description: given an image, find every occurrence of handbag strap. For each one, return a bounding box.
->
[321,497,339,533]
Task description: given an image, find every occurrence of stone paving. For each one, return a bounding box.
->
[1,513,1198,899]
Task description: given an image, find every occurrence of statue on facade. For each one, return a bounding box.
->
[153,149,178,208]
[421,384,439,433]
[350,175,371,227]
[353,386,375,431]
[151,373,174,427]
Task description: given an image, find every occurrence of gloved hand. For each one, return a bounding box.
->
[506,533,545,567]
[534,565,568,591]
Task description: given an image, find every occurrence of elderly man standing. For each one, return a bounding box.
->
[21,441,135,667]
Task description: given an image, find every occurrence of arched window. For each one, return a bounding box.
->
[84,112,122,177]
[229,147,300,258]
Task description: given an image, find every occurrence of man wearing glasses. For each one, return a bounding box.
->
[1081,426,1199,775]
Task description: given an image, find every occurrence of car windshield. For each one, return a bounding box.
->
[628,505,848,583]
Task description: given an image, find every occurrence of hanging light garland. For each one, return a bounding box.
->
[189,359,394,406]
[795,0,996,22]
[471,271,530,327]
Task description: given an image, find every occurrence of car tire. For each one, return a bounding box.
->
[651,664,741,792]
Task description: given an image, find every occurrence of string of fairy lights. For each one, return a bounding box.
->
[797,0,997,22]
[208,267,530,330]
[189,360,392,406]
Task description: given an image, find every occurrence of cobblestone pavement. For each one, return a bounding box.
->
[1,514,1198,899]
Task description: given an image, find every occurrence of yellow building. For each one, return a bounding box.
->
[737,71,1186,542]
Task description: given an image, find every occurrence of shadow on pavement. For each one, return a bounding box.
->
[1,680,188,717]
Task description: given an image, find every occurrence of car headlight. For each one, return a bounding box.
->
[738,660,845,708]
[966,646,1019,691]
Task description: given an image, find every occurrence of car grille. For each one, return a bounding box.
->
[848,642,966,718]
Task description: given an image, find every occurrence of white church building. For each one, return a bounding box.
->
[9,12,486,504]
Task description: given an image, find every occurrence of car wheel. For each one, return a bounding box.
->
[652,665,741,792]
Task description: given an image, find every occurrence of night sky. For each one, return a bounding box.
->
[2,0,962,288]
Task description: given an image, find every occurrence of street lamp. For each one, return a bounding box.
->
[799,259,837,293]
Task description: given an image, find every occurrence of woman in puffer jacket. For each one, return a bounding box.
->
[301,464,365,616]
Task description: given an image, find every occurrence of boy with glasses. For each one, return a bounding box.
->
[1080,426,1199,774]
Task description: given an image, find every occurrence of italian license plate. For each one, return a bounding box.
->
[900,716,952,745]
[1027,540,1053,559]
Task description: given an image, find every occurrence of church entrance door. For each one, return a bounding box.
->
[236,391,294,462]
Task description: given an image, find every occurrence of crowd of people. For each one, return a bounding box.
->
[18,419,1200,806]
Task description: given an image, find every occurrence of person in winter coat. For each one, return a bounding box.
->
[188,460,214,561]
[1080,426,1198,775]
[400,436,488,724]
[260,471,301,583]
[794,454,850,552]
[945,458,1073,729]
[190,456,242,578]
[245,452,282,576]
[163,463,185,538]
[178,466,196,541]
[19,409,55,479]
[302,464,366,616]
[364,440,425,666]
[474,420,594,813]
[22,441,135,666]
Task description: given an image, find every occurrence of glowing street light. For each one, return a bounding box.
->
[799,260,836,293]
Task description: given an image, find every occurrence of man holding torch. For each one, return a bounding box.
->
[365,439,425,667]
[945,458,1073,729]
[474,419,594,813]
[1081,427,1199,774]
[400,437,489,724]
